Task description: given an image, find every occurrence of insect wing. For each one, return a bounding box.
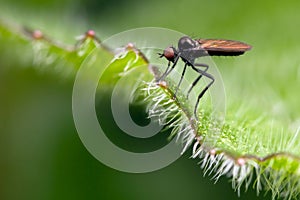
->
[197,39,252,56]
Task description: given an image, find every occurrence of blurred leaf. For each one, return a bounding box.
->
[1,15,300,200]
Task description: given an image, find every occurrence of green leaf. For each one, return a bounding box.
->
[147,50,300,200]
[2,20,300,199]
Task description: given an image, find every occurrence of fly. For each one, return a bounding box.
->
[158,36,252,120]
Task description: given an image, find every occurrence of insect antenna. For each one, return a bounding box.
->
[157,52,164,58]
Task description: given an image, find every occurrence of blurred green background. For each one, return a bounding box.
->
[1,0,300,199]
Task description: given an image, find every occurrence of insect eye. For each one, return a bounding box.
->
[178,36,196,50]
[163,47,175,61]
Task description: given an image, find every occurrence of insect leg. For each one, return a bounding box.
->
[158,53,181,81]
[174,62,188,99]
[158,61,171,81]
[190,65,215,120]
[186,63,209,98]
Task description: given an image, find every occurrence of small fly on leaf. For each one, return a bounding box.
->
[158,36,252,120]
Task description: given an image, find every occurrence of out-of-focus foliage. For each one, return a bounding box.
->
[1,0,300,199]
